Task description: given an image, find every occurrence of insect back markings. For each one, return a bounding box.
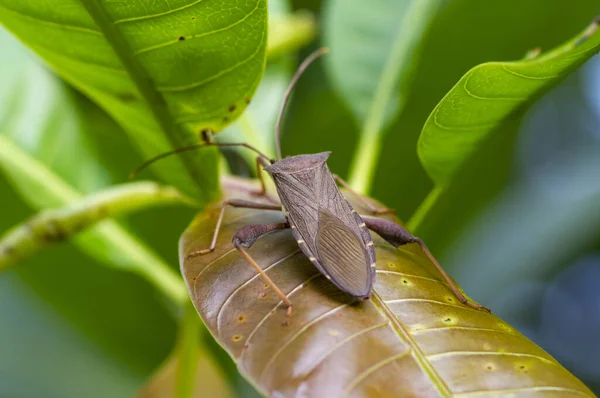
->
[265,152,376,299]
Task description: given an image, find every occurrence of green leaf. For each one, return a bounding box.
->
[369,1,599,222]
[0,0,268,202]
[0,174,187,271]
[0,135,187,304]
[417,21,600,187]
[323,0,443,193]
[180,180,592,397]
[221,1,303,161]
[0,28,135,194]
[444,69,600,304]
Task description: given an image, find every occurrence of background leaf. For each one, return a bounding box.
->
[180,182,592,397]
[436,51,600,394]
[369,0,600,221]
[137,355,233,398]
[0,0,269,202]
[417,21,600,187]
[324,0,414,125]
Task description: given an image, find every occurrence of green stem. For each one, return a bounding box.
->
[406,185,443,233]
[347,0,443,194]
[175,302,202,398]
[0,136,188,306]
[0,181,188,270]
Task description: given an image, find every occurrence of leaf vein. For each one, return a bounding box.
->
[455,386,594,397]
[376,269,449,287]
[239,272,323,364]
[462,72,525,101]
[383,298,482,313]
[29,43,126,73]
[432,108,498,132]
[134,1,261,55]
[112,0,206,24]
[372,293,452,397]
[427,351,557,365]
[259,303,351,382]
[301,321,390,379]
[344,349,412,396]
[191,248,236,297]
[216,249,302,336]
[501,66,558,80]
[159,29,266,93]
[0,4,102,35]
[411,325,518,337]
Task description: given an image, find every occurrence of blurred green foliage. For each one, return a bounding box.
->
[1,0,600,396]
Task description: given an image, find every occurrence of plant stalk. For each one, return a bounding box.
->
[175,302,202,398]
[347,0,443,194]
[0,136,188,305]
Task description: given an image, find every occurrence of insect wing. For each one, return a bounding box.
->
[315,208,372,297]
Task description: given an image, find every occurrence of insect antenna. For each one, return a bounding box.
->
[130,142,273,180]
[275,47,329,161]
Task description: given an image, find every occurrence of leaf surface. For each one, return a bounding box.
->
[368,1,599,221]
[418,21,600,186]
[180,179,593,397]
[0,0,268,202]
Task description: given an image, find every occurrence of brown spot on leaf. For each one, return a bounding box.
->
[228,104,237,113]
[178,36,185,41]
[200,129,212,143]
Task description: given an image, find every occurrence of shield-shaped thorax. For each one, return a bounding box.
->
[264,152,376,298]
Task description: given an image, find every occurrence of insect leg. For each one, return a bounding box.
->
[232,222,293,316]
[333,174,395,215]
[362,217,491,312]
[251,156,280,205]
[186,199,282,259]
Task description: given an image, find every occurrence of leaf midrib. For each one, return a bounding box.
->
[80,1,208,199]
[371,291,452,397]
